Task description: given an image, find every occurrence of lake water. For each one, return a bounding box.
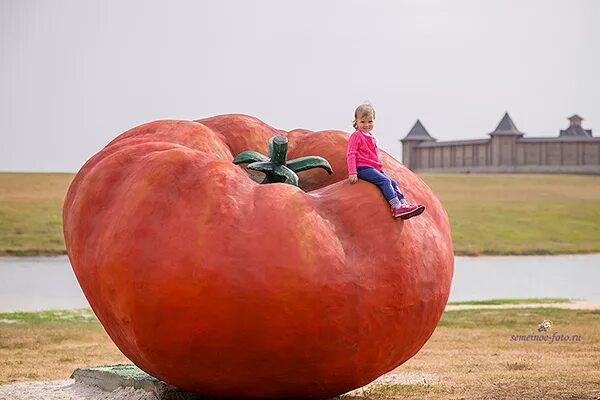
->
[1,254,599,312]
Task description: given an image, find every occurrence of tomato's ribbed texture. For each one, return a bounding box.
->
[63,114,454,399]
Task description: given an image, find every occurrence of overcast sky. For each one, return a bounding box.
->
[1,0,599,172]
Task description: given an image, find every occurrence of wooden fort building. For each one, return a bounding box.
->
[400,113,600,173]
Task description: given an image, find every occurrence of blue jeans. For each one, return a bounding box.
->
[357,166,405,201]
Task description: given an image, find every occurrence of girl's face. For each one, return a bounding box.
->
[356,113,375,133]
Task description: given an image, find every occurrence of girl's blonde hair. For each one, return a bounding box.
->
[353,103,376,129]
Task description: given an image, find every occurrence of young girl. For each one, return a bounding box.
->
[347,103,425,219]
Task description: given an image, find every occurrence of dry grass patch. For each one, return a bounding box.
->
[1,308,599,399]
[348,382,456,399]
[0,310,127,384]
[345,308,600,399]
[504,361,531,371]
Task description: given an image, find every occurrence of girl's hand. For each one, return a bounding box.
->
[349,174,358,184]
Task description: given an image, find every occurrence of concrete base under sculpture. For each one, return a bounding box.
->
[71,364,203,400]
[71,364,346,399]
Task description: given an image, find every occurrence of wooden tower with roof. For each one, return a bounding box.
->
[559,114,593,137]
[488,112,524,166]
[400,120,436,169]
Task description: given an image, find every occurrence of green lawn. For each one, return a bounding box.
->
[447,298,572,306]
[0,173,73,255]
[420,173,600,255]
[0,172,599,256]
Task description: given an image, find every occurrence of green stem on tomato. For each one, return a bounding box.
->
[232,135,333,186]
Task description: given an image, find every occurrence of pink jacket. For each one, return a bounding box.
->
[346,130,383,175]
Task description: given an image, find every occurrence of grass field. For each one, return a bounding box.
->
[420,173,600,255]
[0,172,599,256]
[1,307,598,399]
[0,173,72,256]
[447,298,572,306]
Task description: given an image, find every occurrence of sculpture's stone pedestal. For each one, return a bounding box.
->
[72,364,345,399]
[71,364,204,399]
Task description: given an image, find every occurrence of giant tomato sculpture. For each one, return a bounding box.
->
[63,114,453,399]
